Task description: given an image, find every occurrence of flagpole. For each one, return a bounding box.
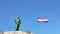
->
[37,21,40,34]
[37,17,40,34]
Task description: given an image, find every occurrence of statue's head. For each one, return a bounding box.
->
[16,16,19,18]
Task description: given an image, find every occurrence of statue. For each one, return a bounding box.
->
[15,16,21,31]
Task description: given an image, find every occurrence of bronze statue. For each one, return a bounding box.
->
[15,16,21,31]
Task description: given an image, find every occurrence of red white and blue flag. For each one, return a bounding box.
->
[37,17,48,22]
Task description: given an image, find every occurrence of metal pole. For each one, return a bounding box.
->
[37,22,40,34]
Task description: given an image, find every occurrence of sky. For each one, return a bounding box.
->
[0,0,60,34]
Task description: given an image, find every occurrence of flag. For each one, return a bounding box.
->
[37,17,48,22]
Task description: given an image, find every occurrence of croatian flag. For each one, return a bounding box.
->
[37,17,48,22]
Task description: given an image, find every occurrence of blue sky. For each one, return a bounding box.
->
[0,0,60,34]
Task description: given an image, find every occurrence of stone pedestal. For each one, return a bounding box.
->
[3,31,34,34]
[4,31,26,34]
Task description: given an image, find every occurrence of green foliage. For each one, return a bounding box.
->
[26,30,31,34]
